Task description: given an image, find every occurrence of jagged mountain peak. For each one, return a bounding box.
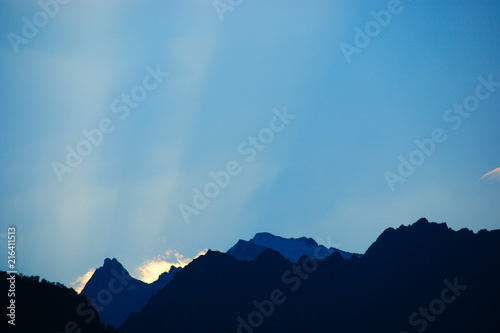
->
[102,257,125,271]
[414,216,429,224]
[252,232,319,247]
[363,217,474,264]
[120,219,500,333]
[252,231,275,238]
[254,247,288,263]
[226,239,268,261]
[228,232,358,262]
[80,257,182,329]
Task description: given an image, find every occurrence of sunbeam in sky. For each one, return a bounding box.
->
[0,0,499,290]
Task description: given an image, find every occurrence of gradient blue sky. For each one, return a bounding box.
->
[1,0,499,287]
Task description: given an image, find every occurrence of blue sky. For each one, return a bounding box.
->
[0,0,499,287]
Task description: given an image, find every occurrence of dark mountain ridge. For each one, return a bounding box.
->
[83,230,359,328]
[227,231,361,262]
[81,257,180,329]
[120,218,500,333]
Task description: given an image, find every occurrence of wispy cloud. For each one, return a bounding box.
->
[71,268,96,293]
[134,249,207,283]
[480,167,500,182]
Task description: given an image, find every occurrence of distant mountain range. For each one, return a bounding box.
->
[120,218,500,332]
[81,231,358,328]
[227,232,361,262]
[3,218,500,332]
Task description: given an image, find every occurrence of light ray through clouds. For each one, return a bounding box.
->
[1,0,499,288]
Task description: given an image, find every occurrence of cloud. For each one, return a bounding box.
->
[134,249,207,283]
[69,248,208,292]
[71,268,96,293]
[480,167,500,182]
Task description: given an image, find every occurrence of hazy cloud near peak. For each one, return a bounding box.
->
[134,249,207,283]
[71,268,96,293]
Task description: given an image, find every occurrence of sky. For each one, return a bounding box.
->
[0,0,499,288]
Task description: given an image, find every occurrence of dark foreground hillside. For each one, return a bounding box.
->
[0,271,119,333]
[120,218,500,333]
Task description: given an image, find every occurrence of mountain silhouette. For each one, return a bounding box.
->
[120,218,500,333]
[120,248,292,332]
[81,257,180,329]
[81,231,359,328]
[0,271,118,333]
[228,232,360,262]
[226,239,268,261]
